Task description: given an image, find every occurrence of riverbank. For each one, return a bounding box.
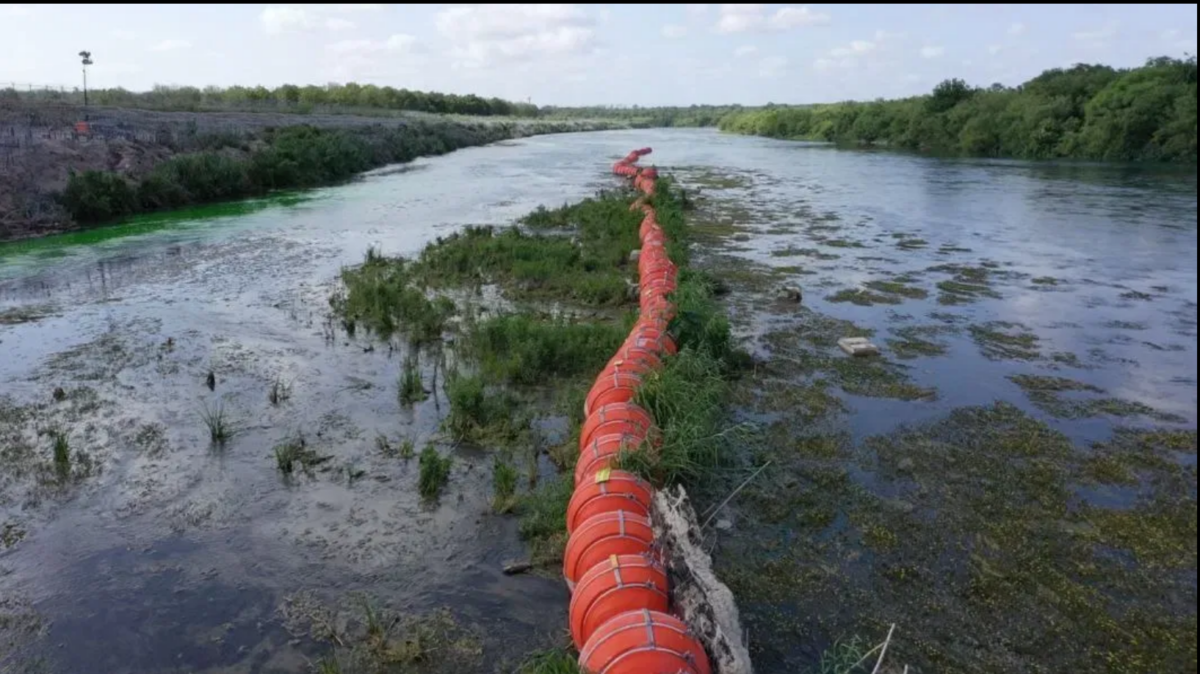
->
[718,56,1197,163]
[0,102,624,242]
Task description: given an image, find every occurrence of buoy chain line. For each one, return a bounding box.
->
[562,148,713,674]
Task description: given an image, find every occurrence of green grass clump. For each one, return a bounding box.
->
[516,649,581,674]
[199,400,233,445]
[466,313,625,386]
[398,355,428,405]
[52,431,71,479]
[518,477,574,566]
[268,376,292,405]
[492,456,520,513]
[625,346,735,485]
[273,435,328,476]
[443,374,529,445]
[418,445,453,501]
[334,255,455,344]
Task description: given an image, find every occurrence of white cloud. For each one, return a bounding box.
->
[988,44,1003,55]
[321,33,422,80]
[920,45,945,59]
[662,24,688,38]
[1008,21,1026,36]
[830,40,875,57]
[686,4,710,17]
[148,39,192,52]
[260,4,382,35]
[715,4,764,34]
[325,18,356,31]
[757,55,788,78]
[110,29,136,41]
[1073,21,1118,44]
[813,57,834,72]
[435,4,598,69]
[734,45,758,58]
[715,4,828,34]
[1,4,33,17]
[768,6,830,30]
[326,33,418,56]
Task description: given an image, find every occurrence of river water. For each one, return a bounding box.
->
[0,129,1195,673]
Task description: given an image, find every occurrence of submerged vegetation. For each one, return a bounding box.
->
[720,56,1198,162]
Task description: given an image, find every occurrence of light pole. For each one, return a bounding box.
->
[78,50,92,117]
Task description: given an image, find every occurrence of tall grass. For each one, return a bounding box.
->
[418,445,453,501]
[517,477,574,566]
[268,376,293,405]
[443,374,528,444]
[516,649,581,674]
[334,254,456,344]
[465,313,625,385]
[199,400,233,445]
[492,456,519,513]
[398,355,428,405]
[52,431,71,480]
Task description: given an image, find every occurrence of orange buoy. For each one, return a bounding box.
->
[579,609,711,674]
[580,403,654,450]
[607,346,663,372]
[576,433,644,485]
[566,468,654,533]
[569,554,669,649]
[585,372,643,416]
[562,512,655,590]
[602,354,660,378]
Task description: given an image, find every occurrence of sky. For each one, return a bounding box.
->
[1,4,1196,107]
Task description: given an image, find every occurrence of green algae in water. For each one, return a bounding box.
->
[1009,374,1186,422]
[969,321,1041,360]
[825,288,903,306]
[0,192,312,260]
[864,279,929,300]
[725,401,1197,673]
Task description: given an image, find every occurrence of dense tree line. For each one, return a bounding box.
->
[718,56,1197,162]
[7,83,541,118]
[59,119,596,224]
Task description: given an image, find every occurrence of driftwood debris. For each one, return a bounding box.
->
[651,484,754,674]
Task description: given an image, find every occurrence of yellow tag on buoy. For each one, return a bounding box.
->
[595,467,613,483]
[610,554,620,568]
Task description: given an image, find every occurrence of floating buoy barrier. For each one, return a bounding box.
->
[580,403,655,450]
[569,554,670,649]
[557,147,713,671]
[566,469,655,534]
[576,433,644,486]
[579,609,713,674]
[563,511,656,591]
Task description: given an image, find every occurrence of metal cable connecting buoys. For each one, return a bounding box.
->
[562,148,712,671]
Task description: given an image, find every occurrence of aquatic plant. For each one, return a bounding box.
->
[442,374,528,445]
[51,431,70,479]
[417,445,452,501]
[268,376,293,406]
[199,400,233,445]
[492,456,519,513]
[398,355,428,406]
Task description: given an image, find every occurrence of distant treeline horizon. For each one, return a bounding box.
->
[5,54,1194,161]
